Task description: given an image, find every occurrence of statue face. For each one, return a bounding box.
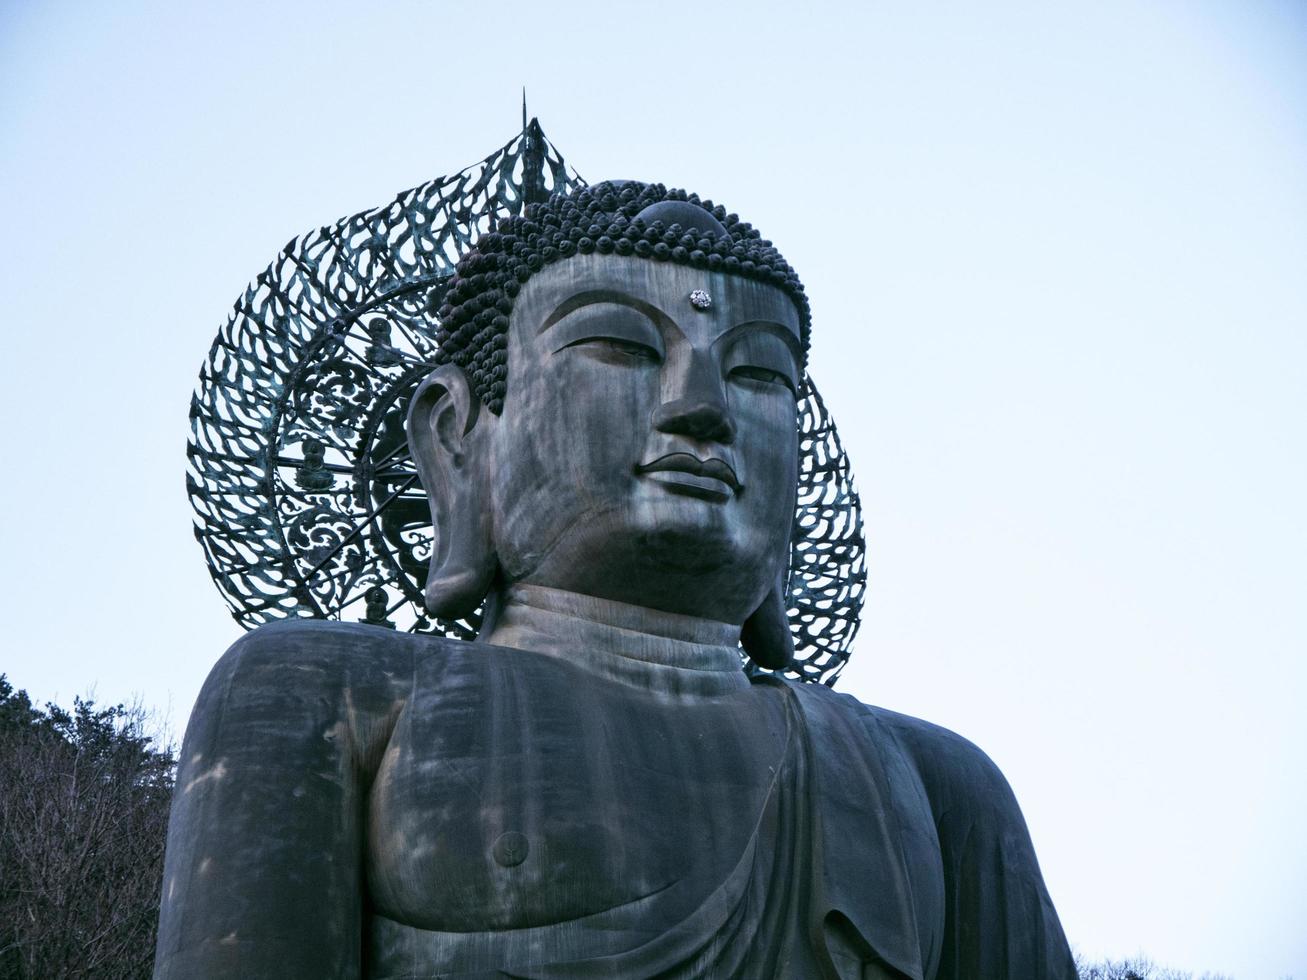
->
[487,253,802,623]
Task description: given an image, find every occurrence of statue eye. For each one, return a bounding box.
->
[722,329,800,395]
[729,365,796,394]
[563,336,661,363]
[547,302,665,362]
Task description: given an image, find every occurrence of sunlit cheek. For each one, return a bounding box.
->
[731,389,800,518]
[732,390,799,456]
[526,352,658,492]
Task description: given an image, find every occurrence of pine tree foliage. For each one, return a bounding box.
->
[1076,952,1238,980]
[0,675,175,980]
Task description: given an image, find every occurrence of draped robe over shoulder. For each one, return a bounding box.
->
[156,587,1076,980]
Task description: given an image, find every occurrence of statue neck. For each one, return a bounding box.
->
[483,583,750,697]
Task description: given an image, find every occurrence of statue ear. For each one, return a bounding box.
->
[406,364,497,620]
[741,569,794,671]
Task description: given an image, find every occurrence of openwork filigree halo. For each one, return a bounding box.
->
[187,120,866,686]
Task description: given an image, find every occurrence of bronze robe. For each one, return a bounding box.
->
[157,622,1076,979]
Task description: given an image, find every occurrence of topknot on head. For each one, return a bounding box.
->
[434,180,811,414]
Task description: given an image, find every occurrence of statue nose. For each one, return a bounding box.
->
[652,399,737,444]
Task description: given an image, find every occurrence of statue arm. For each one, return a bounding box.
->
[877,709,1078,980]
[154,621,413,980]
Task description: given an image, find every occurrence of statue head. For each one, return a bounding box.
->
[407,182,810,668]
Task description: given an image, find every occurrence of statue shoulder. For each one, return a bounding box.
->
[868,705,1016,806]
[160,620,467,978]
[767,683,1075,976]
[190,620,462,744]
[205,618,432,685]
[785,682,1021,818]
[858,708,1077,977]
[212,616,448,673]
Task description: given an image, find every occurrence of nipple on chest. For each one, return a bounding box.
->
[492,831,529,867]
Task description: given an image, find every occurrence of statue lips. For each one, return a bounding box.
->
[635,453,742,503]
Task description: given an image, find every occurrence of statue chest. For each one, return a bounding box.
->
[364,653,789,933]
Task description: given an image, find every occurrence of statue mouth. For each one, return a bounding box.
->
[636,453,741,502]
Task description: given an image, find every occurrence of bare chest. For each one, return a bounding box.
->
[364,661,789,933]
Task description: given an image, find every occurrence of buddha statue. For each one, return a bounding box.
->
[156,182,1076,979]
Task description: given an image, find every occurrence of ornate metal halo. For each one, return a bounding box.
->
[187,120,866,686]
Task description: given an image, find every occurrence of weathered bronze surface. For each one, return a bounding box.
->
[162,124,1075,979]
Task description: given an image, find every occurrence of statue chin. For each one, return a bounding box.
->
[490,490,781,625]
[505,530,770,626]
[636,525,738,575]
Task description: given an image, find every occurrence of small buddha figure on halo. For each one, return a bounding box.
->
[156,182,1077,979]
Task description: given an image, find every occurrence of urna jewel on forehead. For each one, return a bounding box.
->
[186,120,864,686]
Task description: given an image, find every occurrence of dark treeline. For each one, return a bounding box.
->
[1073,953,1236,980]
[0,674,1250,980]
[0,676,174,980]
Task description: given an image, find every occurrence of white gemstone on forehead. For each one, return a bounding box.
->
[689,289,712,311]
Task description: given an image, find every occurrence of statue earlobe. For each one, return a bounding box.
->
[406,364,497,620]
[741,571,794,671]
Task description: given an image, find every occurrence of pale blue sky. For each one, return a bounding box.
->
[2,1,1304,976]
